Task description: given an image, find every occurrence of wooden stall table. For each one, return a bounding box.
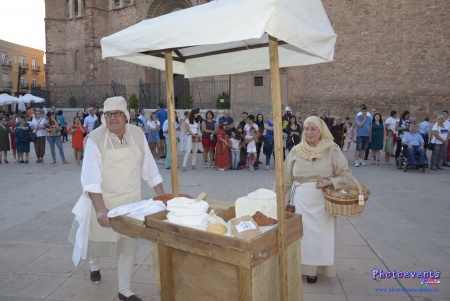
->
[111,200,303,301]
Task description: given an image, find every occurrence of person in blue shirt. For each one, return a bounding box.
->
[354,105,372,167]
[402,123,425,167]
[156,103,168,158]
[218,109,235,137]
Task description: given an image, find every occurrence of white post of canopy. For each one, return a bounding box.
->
[269,35,288,301]
[165,50,179,197]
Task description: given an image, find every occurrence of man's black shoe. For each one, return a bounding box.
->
[442,162,450,167]
[197,150,203,153]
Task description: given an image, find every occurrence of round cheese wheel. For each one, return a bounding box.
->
[206,223,227,234]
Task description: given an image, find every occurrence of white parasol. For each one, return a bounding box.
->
[0,93,19,106]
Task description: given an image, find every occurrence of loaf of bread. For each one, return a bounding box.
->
[206,222,228,234]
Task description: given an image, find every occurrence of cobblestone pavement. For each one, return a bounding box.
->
[0,142,449,301]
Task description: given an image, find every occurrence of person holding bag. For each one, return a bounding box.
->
[182,108,201,171]
[46,111,70,164]
[284,116,350,284]
[14,115,31,163]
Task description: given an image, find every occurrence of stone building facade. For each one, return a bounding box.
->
[45,0,449,121]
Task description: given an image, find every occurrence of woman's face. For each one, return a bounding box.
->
[206,112,213,119]
[77,111,83,117]
[258,115,263,121]
[304,122,321,147]
[375,114,380,121]
[290,116,296,124]
[74,117,80,124]
[151,113,156,120]
[405,113,410,119]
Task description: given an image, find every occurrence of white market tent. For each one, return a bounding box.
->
[0,93,19,106]
[101,0,336,299]
[18,94,45,104]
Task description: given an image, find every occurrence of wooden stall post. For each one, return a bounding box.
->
[268,35,288,301]
[164,50,179,197]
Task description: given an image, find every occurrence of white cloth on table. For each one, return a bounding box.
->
[166,197,208,216]
[235,188,278,220]
[107,199,166,220]
[166,212,209,227]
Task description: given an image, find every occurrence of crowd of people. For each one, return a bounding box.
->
[1,103,449,172]
[0,106,102,165]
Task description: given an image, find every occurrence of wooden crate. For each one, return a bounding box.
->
[111,204,303,301]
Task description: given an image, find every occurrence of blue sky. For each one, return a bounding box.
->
[0,0,45,51]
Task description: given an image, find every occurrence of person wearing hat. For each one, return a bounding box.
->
[284,116,351,284]
[69,96,165,301]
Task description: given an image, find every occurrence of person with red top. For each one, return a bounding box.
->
[215,122,231,171]
[68,116,87,165]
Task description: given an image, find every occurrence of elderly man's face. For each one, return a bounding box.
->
[105,111,127,135]
[224,110,230,118]
[409,124,417,134]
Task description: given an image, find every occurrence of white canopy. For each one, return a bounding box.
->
[18,94,45,103]
[0,93,19,106]
[101,2,336,299]
[101,0,336,78]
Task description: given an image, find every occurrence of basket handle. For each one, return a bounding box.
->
[337,171,363,195]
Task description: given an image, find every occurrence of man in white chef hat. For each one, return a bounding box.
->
[70,96,165,301]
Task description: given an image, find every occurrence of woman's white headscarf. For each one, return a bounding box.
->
[295,116,336,161]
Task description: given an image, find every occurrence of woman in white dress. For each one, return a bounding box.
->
[284,116,351,284]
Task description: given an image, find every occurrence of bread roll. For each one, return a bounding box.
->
[206,223,227,234]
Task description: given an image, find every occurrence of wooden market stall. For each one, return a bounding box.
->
[101,0,337,300]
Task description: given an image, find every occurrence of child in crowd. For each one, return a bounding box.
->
[384,129,394,165]
[129,118,137,126]
[230,130,241,170]
[245,127,257,171]
[344,122,354,151]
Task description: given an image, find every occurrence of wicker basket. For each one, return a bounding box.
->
[323,172,370,217]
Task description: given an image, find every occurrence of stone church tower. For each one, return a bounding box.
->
[45,0,449,119]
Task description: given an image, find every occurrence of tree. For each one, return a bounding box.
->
[69,95,77,108]
[216,91,230,109]
[129,93,139,110]
[180,91,193,109]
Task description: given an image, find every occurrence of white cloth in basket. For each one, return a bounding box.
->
[166,197,209,216]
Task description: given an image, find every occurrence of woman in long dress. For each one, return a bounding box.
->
[370,113,384,164]
[284,116,350,284]
[214,122,231,171]
[0,116,10,163]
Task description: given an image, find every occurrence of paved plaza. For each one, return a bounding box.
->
[0,141,449,301]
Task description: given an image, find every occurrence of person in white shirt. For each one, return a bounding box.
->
[83,107,98,134]
[138,108,148,136]
[179,110,189,152]
[182,108,201,171]
[162,114,180,169]
[430,115,449,170]
[69,96,164,301]
[441,110,450,167]
[384,110,398,144]
[30,110,47,163]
